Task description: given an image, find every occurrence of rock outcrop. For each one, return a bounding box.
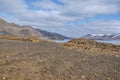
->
[64,38,120,56]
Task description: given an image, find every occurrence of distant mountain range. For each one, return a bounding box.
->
[82,33,120,40]
[0,18,70,40]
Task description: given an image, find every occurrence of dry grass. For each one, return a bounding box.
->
[0,35,43,42]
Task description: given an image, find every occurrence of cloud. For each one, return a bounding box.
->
[0,0,69,27]
[32,0,62,10]
[0,0,120,37]
[0,0,28,14]
[82,20,120,32]
[60,0,119,16]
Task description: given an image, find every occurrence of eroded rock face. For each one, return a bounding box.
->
[64,38,120,56]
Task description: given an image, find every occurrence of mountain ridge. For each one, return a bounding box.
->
[82,33,120,40]
[0,18,70,40]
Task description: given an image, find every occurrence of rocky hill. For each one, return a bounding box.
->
[0,18,70,40]
[82,33,120,40]
[64,38,120,56]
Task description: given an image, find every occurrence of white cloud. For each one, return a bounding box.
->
[81,20,120,33]
[0,0,28,14]
[32,0,62,10]
[0,0,120,37]
[61,0,119,16]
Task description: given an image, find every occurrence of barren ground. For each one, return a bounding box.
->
[0,39,120,80]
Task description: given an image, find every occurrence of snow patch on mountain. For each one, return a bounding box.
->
[112,33,120,38]
[91,34,105,37]
[82,33,120,40]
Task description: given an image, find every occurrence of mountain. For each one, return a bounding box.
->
[0,18,70,40]
[82,33,120,40]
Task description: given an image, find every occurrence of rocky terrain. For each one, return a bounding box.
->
[0,18,70,40]
[82,33,120,40]
[0,38,120,80]
[64,38,120,56]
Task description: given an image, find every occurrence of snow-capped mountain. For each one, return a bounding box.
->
[82,33,120,40]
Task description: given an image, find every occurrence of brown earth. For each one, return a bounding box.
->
[64,38,120,56]
[0,38,120,80]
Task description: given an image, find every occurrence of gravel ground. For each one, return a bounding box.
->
[0,39,120,80]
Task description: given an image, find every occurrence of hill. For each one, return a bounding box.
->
[64,38,120,56]
[0,39,119,80]
[0,18,70,40]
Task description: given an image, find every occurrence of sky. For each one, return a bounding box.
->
[0,0,120,37]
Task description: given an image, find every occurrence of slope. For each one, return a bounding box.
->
[0,18,70,40]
